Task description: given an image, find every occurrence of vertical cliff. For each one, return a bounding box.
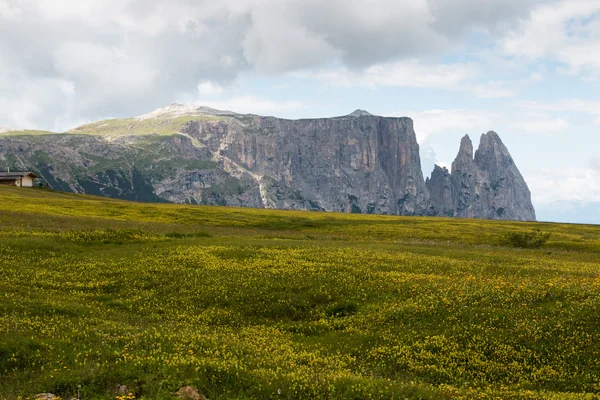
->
[180,111,433,215]
[426,132,536,221]
[426,165,455,217]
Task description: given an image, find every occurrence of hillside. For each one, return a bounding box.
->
[0,104,535,221]
[1,187,598,399]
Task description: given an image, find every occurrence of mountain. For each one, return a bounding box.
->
[426,133,536,221]
[0,104,535,220]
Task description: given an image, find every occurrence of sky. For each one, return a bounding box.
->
[0,0,599,223]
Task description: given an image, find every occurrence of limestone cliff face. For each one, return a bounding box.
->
[426,132,536,221]
[0,105,535,220]
[180,112,432,215]
[426,165,454,217]
[0,108,433,215]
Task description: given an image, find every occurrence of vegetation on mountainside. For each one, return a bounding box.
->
[0,132,223,205]
[69,116,224,137]
[0,115,226,138]
[0,187,599,399]
[0,129,59,137]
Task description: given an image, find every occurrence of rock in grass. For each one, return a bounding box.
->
[175,386,207,400]
[115,384,130,394]
[34,394,57,400]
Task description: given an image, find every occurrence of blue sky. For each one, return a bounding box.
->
[1,0,599,223]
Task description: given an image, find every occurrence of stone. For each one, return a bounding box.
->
[426,165,455,217]
[115,384,130,394]
[175,386,207,400]
[451,134,478,218]
[34,394,57,400]
[472,131,536,221]
[426,132,536,221]
[347,109,374,117]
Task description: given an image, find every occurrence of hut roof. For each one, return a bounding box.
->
[0,171,38,179]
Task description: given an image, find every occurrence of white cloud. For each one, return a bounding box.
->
[529,166,600,204]
[528,71,544,82]
[506,112,570,134]
[391,106,574,144]
[503,0,600,79]
[517,99,600,115]
[53,41,158,93]
[594,117,600,125]
[0,0,540,129]
[419,139,447,178]
[303,60,480,90]
[191,96,305,117]
[305,63,517,98]
[0,67,78,131]
[0,98,39,130]
[0,0,21,19]
[197,81,225,96]
[467,81,514,98]
[242,4,340,74]
[390,109,501,142]
[387,108,499,176]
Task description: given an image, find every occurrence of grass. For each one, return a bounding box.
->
[0,130,59,137]
[0,115,226,139]
[0,187,599,399]
[68,116,225,137]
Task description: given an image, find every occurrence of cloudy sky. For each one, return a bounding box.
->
[1,0,599,223]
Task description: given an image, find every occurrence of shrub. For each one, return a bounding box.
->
[327,301,358,318]
[165,231,212,239]
[504,229,551,248]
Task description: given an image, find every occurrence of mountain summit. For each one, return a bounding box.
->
[0,107,535,220]
[426,131,536,220]
[135,103,236,120]
[347,109,374,117]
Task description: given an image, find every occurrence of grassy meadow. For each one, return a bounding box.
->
[0,187,599,399]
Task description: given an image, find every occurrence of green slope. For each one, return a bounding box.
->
[0,115,226,138]
[0,129,59,137]
[69,115,224,137]
[0,187,599,399]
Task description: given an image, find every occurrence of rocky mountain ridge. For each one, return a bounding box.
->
[426,133,535,221]
[0,105,536,220]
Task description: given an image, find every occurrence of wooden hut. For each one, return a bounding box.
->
[0,171,38,187]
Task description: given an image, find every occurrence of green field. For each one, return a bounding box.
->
[1,187,599,400]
